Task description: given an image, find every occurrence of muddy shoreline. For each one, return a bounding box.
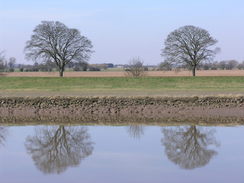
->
[1,96,244,125]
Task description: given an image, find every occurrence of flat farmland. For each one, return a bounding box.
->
[1,70,244,77]
[0,76,244,97]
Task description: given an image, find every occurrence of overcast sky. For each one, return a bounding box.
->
[0,0,243,64]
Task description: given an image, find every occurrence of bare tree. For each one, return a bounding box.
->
[25,21,93,77]
[0,51,4,61]
[162,25,218,76]
[0,51,6,72]
[125,58,145,77]
[162,126,219,169]
[218,61,227,70]
[25,126,93,174]
[226,60,238,70]
[237,61,244,70]
[8,57,16,72]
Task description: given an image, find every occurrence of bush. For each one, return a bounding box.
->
[125,58,145,77]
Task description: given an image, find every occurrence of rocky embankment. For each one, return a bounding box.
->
[0,96,244,125]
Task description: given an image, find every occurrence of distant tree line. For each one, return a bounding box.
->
[158,60,244,71]
[1,56,244,73]
[0,58,114,72]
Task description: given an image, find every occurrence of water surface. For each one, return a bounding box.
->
[0,125,244,183]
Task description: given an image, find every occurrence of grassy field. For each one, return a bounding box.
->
[0,76,244,97]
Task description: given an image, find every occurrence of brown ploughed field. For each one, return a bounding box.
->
[1,70,244,77]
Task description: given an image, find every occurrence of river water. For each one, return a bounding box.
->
[0,125,244,183]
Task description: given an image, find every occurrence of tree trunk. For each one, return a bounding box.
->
[192,66,196,77]
[59,68,64,77]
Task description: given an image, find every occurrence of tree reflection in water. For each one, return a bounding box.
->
[162,126,219,169]
[25,126,93,174]
[127,125,145,139]
[0,127,7,146]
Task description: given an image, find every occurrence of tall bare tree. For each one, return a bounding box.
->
[25,21,93,77]
[162,25,218,76]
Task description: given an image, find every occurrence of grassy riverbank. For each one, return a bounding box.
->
[0,76,244,96]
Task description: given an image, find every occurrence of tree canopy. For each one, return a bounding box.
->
[25,21,93,77]
[162,25,218,76]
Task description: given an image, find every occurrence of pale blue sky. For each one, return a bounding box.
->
[0,0,243,64]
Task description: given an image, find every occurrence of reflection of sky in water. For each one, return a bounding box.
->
[0,125,244,183]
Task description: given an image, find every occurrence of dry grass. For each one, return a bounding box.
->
[1,70,244,77]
